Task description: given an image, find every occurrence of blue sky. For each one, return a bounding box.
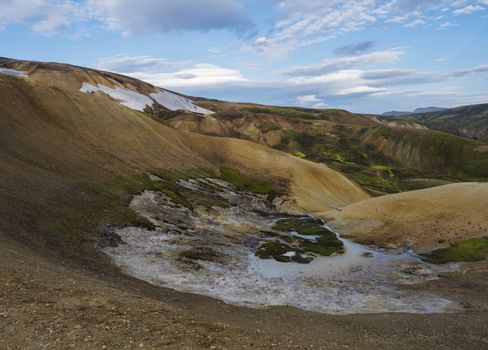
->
[0,0,487,113]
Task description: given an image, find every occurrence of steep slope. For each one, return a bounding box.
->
[325,183,488,251]
[407,104,488,142]
[0,58,368,255]
[1,57,213,115]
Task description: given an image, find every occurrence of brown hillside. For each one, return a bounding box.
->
[0,58,368,252]
[324,183,488,251]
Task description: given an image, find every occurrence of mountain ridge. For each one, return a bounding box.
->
[383,107,447,117]
[405,103,488,142]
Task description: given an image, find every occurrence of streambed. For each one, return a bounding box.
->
[102,176,460,314]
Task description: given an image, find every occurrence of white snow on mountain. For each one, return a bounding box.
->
[0,68,28,78]
[80,83,153,111]
[150,91,214,115]
[80,82,213,115]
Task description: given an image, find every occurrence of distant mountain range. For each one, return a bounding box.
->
[405,104,488,142]
[383,107,447,117]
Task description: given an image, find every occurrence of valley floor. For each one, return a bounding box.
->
[1,237,487,350]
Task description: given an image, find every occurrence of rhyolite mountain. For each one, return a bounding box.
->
[1,57,488,349]
[164,99,488,194]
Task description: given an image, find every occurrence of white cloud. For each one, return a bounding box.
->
[114,63,249,88]
[404,19,426,27]
[88,0,253,35]
[153,60,488,113]
[437,21,457,29]
[336,86,387,96]
[296,94,328,108]
[252,0,474,57]
[297,94,321,104]
[386,15,410,23]
[295,94,324,107]
[282,50,403,77]
[452,4,484,14]
[251,1,376,57]
[0,0,84,35]
[0,0,253,36]
[98,55,186,73]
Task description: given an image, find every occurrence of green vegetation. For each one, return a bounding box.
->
[246,106,319,120]
[255,242,312,264]
[370,165,394,177]
[424,131,467,171]
[301,235,345,256]
[219,167,284,196]
[41,171,229,247]
[408,103,488,142]
[272,218,345,257]
[423,237,488,264]
[273,218,329,235]
[174,100,488,194]
[41,173,166,246]
[258,121,281,133]
[346,173,402,193]
[292,150,306,158]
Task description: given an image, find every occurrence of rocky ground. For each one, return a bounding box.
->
[1,236,488,349]
[3,175,487,349]
[102,175,463,315]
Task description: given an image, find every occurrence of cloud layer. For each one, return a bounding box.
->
[0,0,253,36]
[252,0,486,56]
[89,0,253,35]
[0,0,486,112]
[282,50,404,77]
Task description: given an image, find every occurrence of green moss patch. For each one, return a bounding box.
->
[370,165,395,177]
[292,150,306,158]
[255,242,312,264]
[219,167,283,196]
[423,237,488,264]
[272,218,345,257]
[39,173,167,248]
[301,235,345,256]
[273,218,330,235]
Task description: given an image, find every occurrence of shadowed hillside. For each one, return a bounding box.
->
[405,104,488,142]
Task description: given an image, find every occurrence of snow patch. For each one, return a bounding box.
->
[282,251,296,257]
[289,230,321,242]
[80,83,153,111]
[150,91,214,115]
[79,82,214,115]
[0,68,28,78]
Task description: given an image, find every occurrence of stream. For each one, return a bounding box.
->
[102,176,460,314]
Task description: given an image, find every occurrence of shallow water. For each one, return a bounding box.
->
[102,179,460,315]
[105,218,459,314]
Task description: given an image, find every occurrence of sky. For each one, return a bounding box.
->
[0,0,487,113]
